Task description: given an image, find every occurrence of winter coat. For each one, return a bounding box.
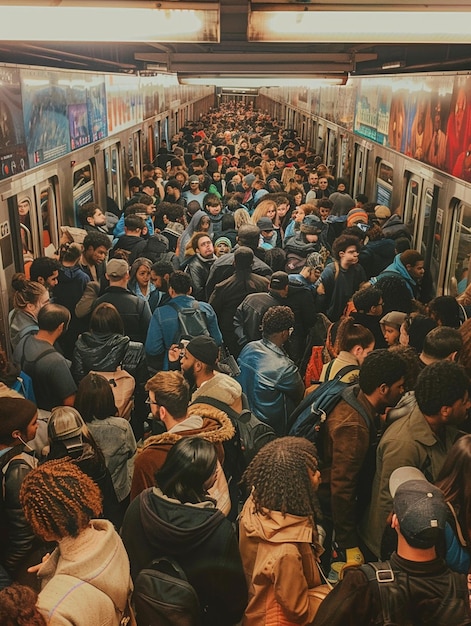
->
[94,286,152,344]
[71,332,145,383]
[121,487,247,626]
[358,238,396,280]
[37,520,132,626]
[320,386,380,549]
[0,449,39,577]
[381,214,411,241]
[239,494,328,626]
[237,338,304,437]
[361,404,461,559]
[375,253,418,298]
[130,403,235,500]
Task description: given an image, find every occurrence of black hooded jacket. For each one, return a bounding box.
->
[121,488,247,626]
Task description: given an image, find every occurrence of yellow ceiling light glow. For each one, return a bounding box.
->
[248,7,471,44]
[0,2,219,42]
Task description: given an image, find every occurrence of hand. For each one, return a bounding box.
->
[168,344,181,363]
[28,552,50,574]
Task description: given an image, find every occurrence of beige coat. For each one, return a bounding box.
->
[37,520,132,626]
[239,495,329,626]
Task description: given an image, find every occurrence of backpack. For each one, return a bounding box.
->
[134,556,201,626]
[285,252,307,274]
[194,395,276,467]
[288,366,362,459]
[90,367,135,420]
[359,560,469,626]
[169,301,210,344]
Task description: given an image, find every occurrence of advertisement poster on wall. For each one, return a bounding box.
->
[0,67,28,179]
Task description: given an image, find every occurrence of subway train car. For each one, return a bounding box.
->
[259,72,471,300]
[0,64,213,354]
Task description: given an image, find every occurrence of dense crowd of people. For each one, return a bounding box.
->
[2,101,471,625]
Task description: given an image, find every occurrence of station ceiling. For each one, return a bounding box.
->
[1,0,471,80]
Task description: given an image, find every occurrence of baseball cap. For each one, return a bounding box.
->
[106,258,129,279]
[300,214,323,235]
[48,407,84,454]
[389,466,448,549]
[186,336,219,367]
[380,311,407,329]
[270,271,289,290]
[257,217,274,231]
[188,174,200,183]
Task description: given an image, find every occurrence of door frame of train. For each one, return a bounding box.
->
[352,140,371,199]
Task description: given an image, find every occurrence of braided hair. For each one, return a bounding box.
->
[242,437,319,526]
[20,459,102,542]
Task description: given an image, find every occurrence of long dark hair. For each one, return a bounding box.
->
[155,437,217,504]
[436,434,471,544]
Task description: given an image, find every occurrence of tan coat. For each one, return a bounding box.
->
[239,495,329,626]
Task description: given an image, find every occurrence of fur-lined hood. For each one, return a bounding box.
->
[142,403,235,450]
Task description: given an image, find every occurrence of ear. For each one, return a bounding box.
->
[391,513,399,530]
[11,430,21,440]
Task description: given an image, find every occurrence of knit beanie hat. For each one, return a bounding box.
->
[186,336,219,367]
[346,208,368,228]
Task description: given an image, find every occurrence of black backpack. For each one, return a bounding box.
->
[169,301,210,344]
[134,556,201,626]
[194,395,276,467]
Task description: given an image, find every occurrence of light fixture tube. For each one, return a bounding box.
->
[248,9,471,44]
[0,4,219,42]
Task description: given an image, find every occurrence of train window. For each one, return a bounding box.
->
[73,160,95,216]
[448,200,471,293]
[352,143,368,198]
[317,124,325,160]
[18,197,34,263]
[326,129,338,177]
[132,131,141,178]
[404,175,420,240]
[39,181,58,256]
[376,160,394,207]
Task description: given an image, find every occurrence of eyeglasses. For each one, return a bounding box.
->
[145,397,159,406]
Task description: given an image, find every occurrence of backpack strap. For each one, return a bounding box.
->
[360,561,398,626]
[325,362,359,381]
[192,394,239,421]
[20,337,56,372]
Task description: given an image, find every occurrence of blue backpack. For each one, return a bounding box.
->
[288,365,367,459]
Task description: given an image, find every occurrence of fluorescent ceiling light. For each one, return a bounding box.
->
[0,3,219,42]
[382,61,406,70]
[248,9,471,44]
[179,76,347,87]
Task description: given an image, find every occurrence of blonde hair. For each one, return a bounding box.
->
[251,199,277,225]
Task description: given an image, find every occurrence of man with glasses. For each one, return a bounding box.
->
[130,370,233,516]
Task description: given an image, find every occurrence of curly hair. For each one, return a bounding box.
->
[388,345,422,391]
[0,584,46,626]
[20,459,102,542]
[242,437,319,525]
[415,360,469,417]
[261,305,294,336]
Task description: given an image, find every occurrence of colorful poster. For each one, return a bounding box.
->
[0,67,28,179]
[105,74,142,134]
[21,68,71,166]
[354,80,380,141]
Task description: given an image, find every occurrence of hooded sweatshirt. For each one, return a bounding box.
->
[37,520,131,626]
[239,495,325,626]
[121,487,247,626]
